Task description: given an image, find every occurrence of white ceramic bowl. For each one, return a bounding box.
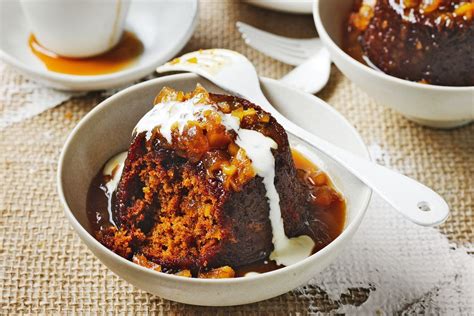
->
[57,73,371,306]
[313,0,474,129]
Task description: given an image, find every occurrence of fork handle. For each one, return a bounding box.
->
[251,92,449,227]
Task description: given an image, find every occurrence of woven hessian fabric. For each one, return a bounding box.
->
[1,0,472,314]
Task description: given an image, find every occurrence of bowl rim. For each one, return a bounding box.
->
[244,0,313,14]
[0,0,199,86]
[57,73,372,285]
[312,0,474,92]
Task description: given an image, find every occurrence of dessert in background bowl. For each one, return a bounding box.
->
[58,73,371,305]
[314,0,474,128]
[346,0,473,86]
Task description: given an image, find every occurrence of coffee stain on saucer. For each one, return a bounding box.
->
[29,31,144,76]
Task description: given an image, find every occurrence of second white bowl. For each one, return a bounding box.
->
[313,0,474,129]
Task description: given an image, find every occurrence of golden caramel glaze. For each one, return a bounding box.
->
[144,85,275,192]
[351,0,474,31]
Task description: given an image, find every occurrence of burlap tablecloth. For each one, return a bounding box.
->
[1,1,473,314]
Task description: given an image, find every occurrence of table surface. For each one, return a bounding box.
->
[1,0,473,314]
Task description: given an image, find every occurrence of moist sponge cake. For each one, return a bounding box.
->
[349,0,474,86]
[97,85,317,275]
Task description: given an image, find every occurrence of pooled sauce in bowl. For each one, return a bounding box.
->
[29,31,144,76]
[86,148,346,277]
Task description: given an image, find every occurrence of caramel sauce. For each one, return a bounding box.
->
[342,24,368,66]
[343,17,392,73]
[291,149,346,247]
[86,149,346,277]
[29,31,144,75]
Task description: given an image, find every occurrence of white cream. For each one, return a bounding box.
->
[236,130,314,266]
[132,98,314,266]
[269,235,315,266]
[102,151,128,226]
[103,151,128,194]
[134,98,216,142]
[134,96,242,143]
[388,0,417,22]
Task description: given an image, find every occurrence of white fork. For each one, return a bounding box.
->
[156,49,449,227]
[236,21,331,94]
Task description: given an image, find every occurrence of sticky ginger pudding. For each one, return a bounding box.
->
[87,85,345,278]
[344,0,474,86]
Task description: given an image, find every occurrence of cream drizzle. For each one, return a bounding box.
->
[235,130,314,266]
[389,0,417,22]
[130,97,314,266]
[134,98,216,142]
[102,151,128,226]
[244,272,260,277]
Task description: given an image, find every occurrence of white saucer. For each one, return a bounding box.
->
[245,0,313,14]
[0,0,198,91]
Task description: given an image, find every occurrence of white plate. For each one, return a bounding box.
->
[58,73,372,306]
[245,0,313,14]
[0,0,198,91]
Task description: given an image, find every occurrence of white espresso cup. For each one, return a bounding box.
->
[20,0,131,58]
